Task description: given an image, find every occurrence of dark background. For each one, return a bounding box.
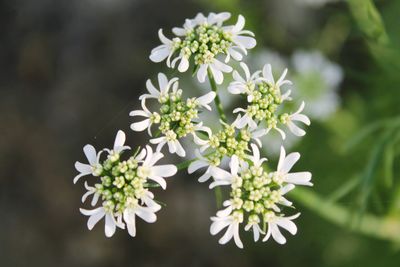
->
[1,0,400,266]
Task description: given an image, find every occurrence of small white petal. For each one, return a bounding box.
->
[83,145,97,166]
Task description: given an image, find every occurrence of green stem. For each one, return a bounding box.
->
[207,68,227,123]
[347,0,389,45]
[205,69,226,207]
[290,188,400,243]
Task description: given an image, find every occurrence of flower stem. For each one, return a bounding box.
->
[207,68,227,123]
[205,69,226,208]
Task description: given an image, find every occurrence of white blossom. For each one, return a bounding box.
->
[210,205,244,248]
[262,213,300,244]
[73,144,103,184]
[274,146,313,186]
[149,29,176,67]
[262,63,292,101]
[139,72,178,102]
[228,62,261,102]
[284,101,311,137]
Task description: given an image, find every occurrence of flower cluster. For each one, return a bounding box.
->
[74,11,313,248]
[189,120,267,183]
[130,73,214,157]
[230,62,310,139]
[209,144,312,248]
[150,12,256,84]
[75,130,177,237]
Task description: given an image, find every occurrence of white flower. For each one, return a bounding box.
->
[195,91,216,111]
[244,214,264,241]
[149,29,176,66]
[188,149,219,183]
[274,146,313,186]
[78,139,177,238]
[190,122,213,147]
[129,99,155,135]
[209,155,241,188]
[222,15,256,62]
[172,12,231,36]
[291,50,343,120]
[284,101,311,137]
[228,62,261,102]
[262,63,292,101]
[262,213,300,244]
[138,145,178,189]
[150,132,186,157]
[247,126,268,147]
[247,143,267,167]
[232,109,257,129]
[123,197,159,237]
[148,91,215,158]
[104,130,131,156]
[196,58,233,85]
[81,181,100,206]
[139,72,178,102]
[73,144,102,184]
[210,206,244,248]
[79,207,122,238]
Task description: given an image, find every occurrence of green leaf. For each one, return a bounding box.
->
[383,144,394,188]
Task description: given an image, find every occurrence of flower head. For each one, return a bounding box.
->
[208,142,311,247]
[150,12,256,84]
[130,74,214,157]
[75,131,177,237]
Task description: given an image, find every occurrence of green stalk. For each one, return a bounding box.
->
[290,188,400,243]
[207,69,227,123]
[207,68,225,207]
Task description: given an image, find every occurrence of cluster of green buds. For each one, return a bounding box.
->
[92,150,154,214]
[229,163,289,229]
[175,24,233,65]
[154,88,200,139]
[204,122,254,166]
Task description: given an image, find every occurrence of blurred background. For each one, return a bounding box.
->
[1,0,400,266]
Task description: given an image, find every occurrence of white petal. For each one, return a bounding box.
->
[158,29,171,45]
[271,223,286,244]
[123,209,136,237]
[86,209,105,230]
[114,130,126,150]
[145,79,160,97]
[210,63,224,85]
[105,213,116,237]
[197,91,216,110]
[291,113,311,125]
[230,155,239,176]
[136,207,157,223]
[149,46,170,63]
[233,224,243,249]
[287,121,306,136]
[262,64,274,84]
[151,165,177,177]
[234,35,256,49]
[130,119,151,132]
[210,167,232,181]
[178,57,189,72]
[83,145,97,165]
[285,172,313,186]
[148,175,167,190]
[276,218,298,235]
[174,140,186,157]
[282,152,300,173]
[210,219,230,235]
[198,170,212,183]
[197,64,208,83]
[219,223,235,245]
[188,160,208,174]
